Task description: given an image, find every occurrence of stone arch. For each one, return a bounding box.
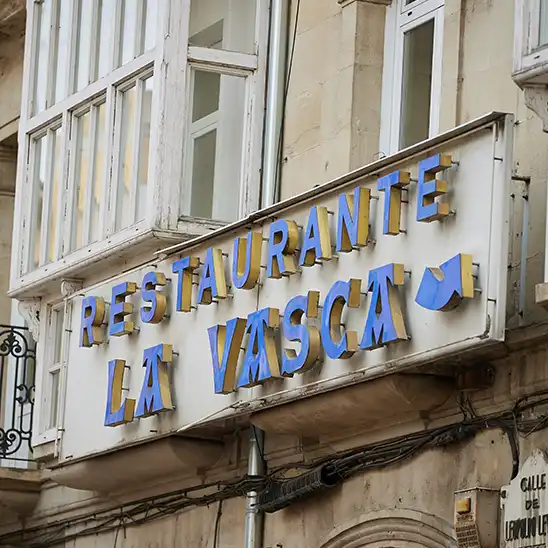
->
[319,509,457,548]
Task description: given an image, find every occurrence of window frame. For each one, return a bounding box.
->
[11,0,270,297]
[379,0,444,155]
[514,0,548,81]
[33,302,65,447]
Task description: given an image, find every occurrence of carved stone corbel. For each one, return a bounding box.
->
[17,299,41,342]
[524,85,548,133]
[60,278,84,298]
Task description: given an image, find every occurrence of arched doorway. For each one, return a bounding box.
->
[319,509,457,548]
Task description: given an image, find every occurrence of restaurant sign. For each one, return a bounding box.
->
[61,116,511,461]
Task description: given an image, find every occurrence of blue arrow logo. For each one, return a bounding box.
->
[415,253,475,311]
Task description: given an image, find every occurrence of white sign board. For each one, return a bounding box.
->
[55,116,512,463]
[502,450,548,547]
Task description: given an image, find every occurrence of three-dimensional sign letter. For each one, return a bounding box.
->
[208,317,247,394]
[135,344,174,418]
[360,263,408,349]
[282,291,321,376]
[80,296,106,347]
[320,279,361,359]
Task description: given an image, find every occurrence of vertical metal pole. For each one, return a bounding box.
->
[244,428,265,548]
[261,0,290,208]
[519,183,530,325]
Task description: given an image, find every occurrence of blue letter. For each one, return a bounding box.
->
[104,359,135,427]
[266,219,299,278]
[320,279,361,359]
[237,308,281,388]
[299,206,332,267]
[360,264,408,350]
[80,296,106,347]
[336,187,371,253]
[135,344,174,418]
[172,256,200,312]
[377,170,410,235]
[198,248,227,305]
[232,232,262,290]
[208,318,247,394]
[415,253,475,311]
[140,271,167,324]
[416,154,452,222]
[282,292,321,376]
[109,282,137,337]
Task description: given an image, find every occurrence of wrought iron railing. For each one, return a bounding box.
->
[0,325,35,461]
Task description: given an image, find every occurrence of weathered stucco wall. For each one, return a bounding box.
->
[280,1,385,199]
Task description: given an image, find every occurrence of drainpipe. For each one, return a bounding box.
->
[261,0,290,208]
[244,2,288,546]
[244,427,265,548]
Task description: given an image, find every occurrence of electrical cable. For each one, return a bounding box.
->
[6,392,548,547]
[213,500,223,548]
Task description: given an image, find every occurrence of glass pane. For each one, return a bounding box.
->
[144,0,158,52]
[72,112,91,251]
[116,86,137,230]
[30,137,46,270]
[188,71,246,221]
[136,76,154,221]
[192,71,220,122]
[54,0,71,104]
[90,103,106,243]
[399,19,434,150]
[48,370,60,429]
[76,0,93,91]
[97,0,117,79]
[47,129,62,262]
[120,0,139,66]
[189,0,256,54]
[191,130,217,218]
[34,0,52,115]
[540,0,548,47]
[53,309,64,364]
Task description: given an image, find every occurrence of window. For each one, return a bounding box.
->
[45,305,64,434]
[513,0,548,81]
[13,0,268,292]
[181,0,261,223]
[380,0,444,154]
[16,0,160,279]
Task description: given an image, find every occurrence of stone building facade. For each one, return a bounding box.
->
[1,1,548,548]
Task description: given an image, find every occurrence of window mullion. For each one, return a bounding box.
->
[46,0,61,109]
[112,0,125,72]
[66,0,80,95]
[82,106,98,246]
[135,0,146,57]
[63,116,79,257]
[109,88,123,235]
[54,112,71,260]
[89,1,102,84]
[100,87,116,240]
[38,131,55,266]
[23,139,38,274]
[128,79,144,224]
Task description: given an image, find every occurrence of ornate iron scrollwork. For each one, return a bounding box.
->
[0,325,36,461]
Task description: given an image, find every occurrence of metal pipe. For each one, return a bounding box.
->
[519,183,530,325]
[244,427,265,548]
[261,0,290,208]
